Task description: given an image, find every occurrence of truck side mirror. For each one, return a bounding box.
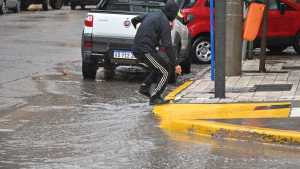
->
[279,3,287,15]
[184,14,194,25]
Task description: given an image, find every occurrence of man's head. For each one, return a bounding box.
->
[162,0,180,22]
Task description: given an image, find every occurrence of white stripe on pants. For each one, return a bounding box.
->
[144,53,168,97]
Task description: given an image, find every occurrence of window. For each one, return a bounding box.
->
[103,0,165,12]
[182,0,196,8]
[269,0,280,10]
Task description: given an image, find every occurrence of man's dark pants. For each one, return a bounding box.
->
[134,51,170,99]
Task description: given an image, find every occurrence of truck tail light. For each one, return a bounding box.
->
[85,15,93,27]
[84,40,93,49]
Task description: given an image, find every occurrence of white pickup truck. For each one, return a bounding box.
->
[81,0,191,81]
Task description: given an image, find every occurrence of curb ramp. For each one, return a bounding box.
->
[153,81,300,145]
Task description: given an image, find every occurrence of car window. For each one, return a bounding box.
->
[182,0,196,8]
[269,0,279,10]
[268,0,294,11]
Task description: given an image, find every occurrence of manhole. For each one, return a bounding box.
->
[251,84,292,92]
[282,65,300,70]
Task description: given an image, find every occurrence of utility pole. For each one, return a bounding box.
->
[259,0,269,72]
[215,1,226,98]
[225,0,243,76]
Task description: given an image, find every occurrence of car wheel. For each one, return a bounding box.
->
[268,46,286,55]
[70,3,76,10]
[42,0,49,10]
[82,61,97,80]
[0,1,6,15]
[103,66,115,80]
[294,33,300,55]
[192,36,211,64]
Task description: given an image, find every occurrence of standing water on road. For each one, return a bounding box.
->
[1,7,300,169]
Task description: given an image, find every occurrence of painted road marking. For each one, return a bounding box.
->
[0,129,15,132]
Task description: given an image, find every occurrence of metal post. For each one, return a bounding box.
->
[259,0,269,72]
[215,0,226,98]
[210,0,215,81]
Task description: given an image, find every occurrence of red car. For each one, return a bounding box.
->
[179,0,300,63]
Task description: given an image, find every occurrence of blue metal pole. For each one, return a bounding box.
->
[210,0,215,81]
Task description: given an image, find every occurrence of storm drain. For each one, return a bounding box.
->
[282,65,300,70]
[251,84,293,92]
[209,87,252,93]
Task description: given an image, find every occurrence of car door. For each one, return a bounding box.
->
[268,0,298,37]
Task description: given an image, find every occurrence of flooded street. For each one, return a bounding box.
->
[1,7,300,169]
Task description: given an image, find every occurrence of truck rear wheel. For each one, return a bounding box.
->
[294,33,300,54]
[42,0,48,10]
[82,61,97,80]
[103,66,115,80]
[80,4,85,9]
[50,0,63,9]
[70,3,76,10]
[20,1,29,10]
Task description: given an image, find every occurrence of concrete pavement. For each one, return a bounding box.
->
[154,53,300,145]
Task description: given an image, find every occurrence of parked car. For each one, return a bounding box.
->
[179,0,300,63]
[0,0,20,14]
[21,0,63,11]
[81,0,191,82]
[70,0,99,10]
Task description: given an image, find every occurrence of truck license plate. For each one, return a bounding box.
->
[113,50,136,60]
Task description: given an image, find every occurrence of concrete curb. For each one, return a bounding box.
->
[153,81,300,145]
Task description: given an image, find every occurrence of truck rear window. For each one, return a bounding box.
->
[100,0,165,12]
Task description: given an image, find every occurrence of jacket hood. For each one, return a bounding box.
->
[162,0,179,21]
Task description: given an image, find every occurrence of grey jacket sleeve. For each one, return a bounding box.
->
[131,14,146,29]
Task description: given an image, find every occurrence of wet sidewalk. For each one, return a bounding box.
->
[177,55,300,104]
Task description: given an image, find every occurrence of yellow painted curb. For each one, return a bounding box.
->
[164,119,300,145]
[153,80,300,145]
[153,103,291,120]
[164,80,193,101]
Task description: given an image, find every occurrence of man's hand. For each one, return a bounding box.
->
[175,65,182,75]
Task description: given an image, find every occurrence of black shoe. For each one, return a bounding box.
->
[149,96,169,105]
[138,85,151,98]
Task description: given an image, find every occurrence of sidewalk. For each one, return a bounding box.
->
[154,53,300,145]
[177,55,300,104]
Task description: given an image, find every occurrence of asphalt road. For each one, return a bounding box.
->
[1,7,300,169]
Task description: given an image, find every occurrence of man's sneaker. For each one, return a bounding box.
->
[138,85,151,98]
[149,96,169,105]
